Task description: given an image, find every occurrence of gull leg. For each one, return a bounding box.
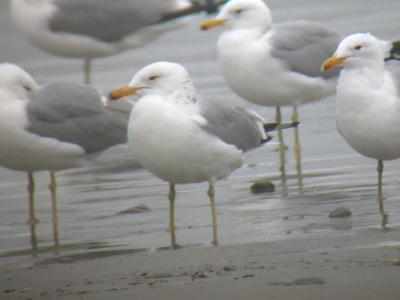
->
[27,172,39,225]
[275,106,287,194]
[292,105,303,191]
[49,172,60,250]
[168,183,178,249]
[84,58,91,84]
[377,160,388,229]
[208,182,218,246]
[27,172,38,255]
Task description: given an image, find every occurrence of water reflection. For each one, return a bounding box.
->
[29,221,38,257]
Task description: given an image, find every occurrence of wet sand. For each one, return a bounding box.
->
[2,228,400,299]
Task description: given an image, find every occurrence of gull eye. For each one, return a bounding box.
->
[148,75,159,81]
[354,45,363,50]
[234,9,243,15]
[23,85,32,91]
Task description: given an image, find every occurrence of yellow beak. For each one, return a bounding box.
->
[108,86,141,100]
[321,55,347,72]
[200,18,226,31]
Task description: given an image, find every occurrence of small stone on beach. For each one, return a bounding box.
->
[293,277,326,285]
[250,178,275,194]
[329,207,352,218]
[116,204,151,215]
[223,265,237,272]
[241,274,255,278]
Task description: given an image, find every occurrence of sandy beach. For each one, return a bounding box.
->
[2,227,400,299]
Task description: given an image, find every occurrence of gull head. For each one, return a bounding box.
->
[200,0,272,32]
[109,62,196,101]
[322,33,388,71]
[0,63,39,101]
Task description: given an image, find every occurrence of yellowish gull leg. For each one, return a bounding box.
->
[292,105,303,191]
[49,172,60,249]
[376,160,388,229]
[275,106,287,192]
[208,181,218,246]
[84,58,91,84]
[27,171,38,225]
[168,183,178,249]
[27,171,38,255]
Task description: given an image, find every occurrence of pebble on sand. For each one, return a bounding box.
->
[116,204,151,215]
[329,207,352,218]
[250,178,276,194]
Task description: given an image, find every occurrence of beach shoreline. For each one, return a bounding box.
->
[2,227,399,299]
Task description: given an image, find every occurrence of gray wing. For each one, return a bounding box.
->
[26,82,130,154]
[199,98,265,152]
[270,21,341,79]
[49,0,180,43]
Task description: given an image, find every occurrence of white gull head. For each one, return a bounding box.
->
[0,63,39,101]
[334,33,390,69]
[128,61,197,103]
[216,0,272,32]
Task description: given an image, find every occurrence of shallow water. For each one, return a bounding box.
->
[1,0,400,265]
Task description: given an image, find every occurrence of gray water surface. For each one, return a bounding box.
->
[1,0,400,265]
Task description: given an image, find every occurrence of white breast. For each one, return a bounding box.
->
[128,96,243,184]
[336,68,400,160]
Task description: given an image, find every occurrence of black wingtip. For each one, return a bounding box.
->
[386,40,400,61]
[160,0,228,23]
[263,122,300,132]
[261,134,273,145]
[196,0,227,14]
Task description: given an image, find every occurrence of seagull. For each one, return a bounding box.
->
[200,0,400,191]
[109,61,297,248]
[0,63,130,248]
[9,0,194,84]
[322,33,400,229]
[200,0,343,189]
